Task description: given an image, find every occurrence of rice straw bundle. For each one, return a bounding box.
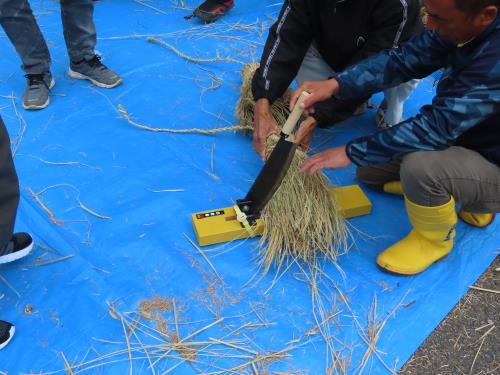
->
[236,63,349,273]
[236,62,292,131]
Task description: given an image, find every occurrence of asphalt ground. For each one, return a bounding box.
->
[400,255,499,375]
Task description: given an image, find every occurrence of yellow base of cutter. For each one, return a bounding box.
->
[192,184,371,246]
[330,184,372,218]
[191,206,265,246]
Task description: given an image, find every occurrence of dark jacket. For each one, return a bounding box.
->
[252,0,421,126]
[337,16,500,167]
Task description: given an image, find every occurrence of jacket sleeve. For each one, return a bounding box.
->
[334,31,453,101]
[251,0,313,103]
[311,96,370,127]
[345,41,500,166]
[346,0,421,66]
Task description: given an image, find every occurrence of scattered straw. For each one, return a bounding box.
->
[34,184,111,221]
[148,188,185,193]
[29,187,63,225]
[34,254,74,267]
[469,285,500,295]
[10,94,28,156]
[183,233,224,284]
[24,154,101,170]
[295,261,348,373]
[61,296,306,374]
[0,274,20,298]
[77,198,111,220]
[61,351,74,375]
[120,317,133,375]
[134,0,168,14]
[469,328,492,375]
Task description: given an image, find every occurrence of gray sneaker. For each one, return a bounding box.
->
[22,72,55,110]
[68,55,122,88]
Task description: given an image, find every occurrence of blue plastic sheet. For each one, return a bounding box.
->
[0,1,498,373]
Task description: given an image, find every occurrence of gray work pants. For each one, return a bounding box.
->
[356,147,500,212]
[0,0,96,74]
[0,116,19,249]
[296,44,418,127]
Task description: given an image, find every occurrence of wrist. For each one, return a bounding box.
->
[328,78,339,97]
[255,98,271,111]
[343,143,355,164]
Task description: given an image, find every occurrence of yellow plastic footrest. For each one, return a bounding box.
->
[330,184,372,218]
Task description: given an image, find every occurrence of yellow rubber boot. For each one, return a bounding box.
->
[383,181,403,195]
[458,210,495,228]
[382,184,496,228]
[376,197,457,275]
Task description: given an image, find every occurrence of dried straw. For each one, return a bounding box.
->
[236,63,291,132]
[236,63,349,273]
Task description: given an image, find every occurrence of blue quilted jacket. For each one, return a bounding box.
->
[336,16,500,167]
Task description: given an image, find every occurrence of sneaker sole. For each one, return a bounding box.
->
[68,69,122,89]
[0,242,33,265]
[22,78,56,110]
[0,326,15,350]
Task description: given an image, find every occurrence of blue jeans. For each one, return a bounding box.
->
[0,0,96,74]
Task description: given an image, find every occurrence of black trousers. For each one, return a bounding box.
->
[0,116,19,249]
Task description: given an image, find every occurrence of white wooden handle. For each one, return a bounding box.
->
[281,91,311,135]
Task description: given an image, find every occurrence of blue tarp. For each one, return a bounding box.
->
[0,1,498,374]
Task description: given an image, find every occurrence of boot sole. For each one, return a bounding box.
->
[68,69,122,89]
[0,326,15,350]
[0,242,33,265]
[377,252,450,276]
[22,79,56,110]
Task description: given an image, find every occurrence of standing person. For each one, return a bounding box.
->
[188,0,234,23]
[251,0,422,158]
[292,0,500,275]
[0,114,34,349]
[0,0,122,110]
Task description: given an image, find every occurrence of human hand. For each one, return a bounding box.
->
[253,98,281,159]
[294,116,317,149]
[290,79,340,115]
[300,145,351,175]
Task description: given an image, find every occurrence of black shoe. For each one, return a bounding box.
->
[0,232,33,264]
[188,0,234,23]
[0,320,15,350]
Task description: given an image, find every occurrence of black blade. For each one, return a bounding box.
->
[238,135,297,222]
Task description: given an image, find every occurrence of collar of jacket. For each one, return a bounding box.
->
[459,14,500,49]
